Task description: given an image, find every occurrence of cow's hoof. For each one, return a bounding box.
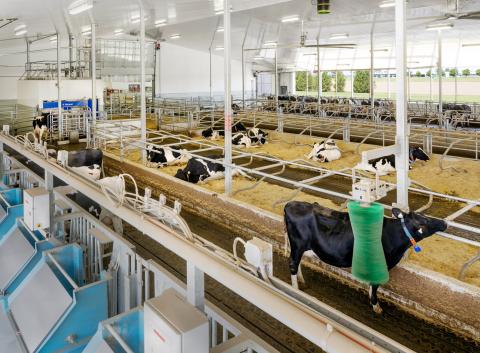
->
[372,303,383,315]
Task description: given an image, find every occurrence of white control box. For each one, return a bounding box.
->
[245,237,273,277]
[352,178,387,203]
[24,187,50,231]
[144,288,208,353]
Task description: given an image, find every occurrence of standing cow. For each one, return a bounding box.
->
[306,139,341,162]
[32,112,51,144]
[284,201,447,313]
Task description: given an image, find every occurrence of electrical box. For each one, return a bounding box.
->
[24,187,50,231]
[144,288,208,353]
[244,237,273,277]
[352,178,387,203]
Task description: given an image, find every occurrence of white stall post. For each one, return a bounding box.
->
[187,262,205,311]
[317,40,320,114]
[395,0,409,210]
[91,21,97,146]
[438,30,443,113]
[57,33,62,137]
[139,1,146,162]
[224,0,232,195]
[370,13,377,113]
[45,171,55,237]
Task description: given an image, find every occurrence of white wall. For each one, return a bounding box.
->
[17,79,105,108]
[158,42,254,98]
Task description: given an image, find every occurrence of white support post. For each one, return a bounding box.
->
[139,1,146,162]
[45,170,55,236]
[91,22,96,145]
[438,30,443,113]
[317,41,320,110]
[370,15,376,110]
[306,70,308,96]
[274,48,278,110]
[187,262,205,311]
[57,33,62,137]
[387,70,391,99]
[395,0,409,210]
[224,0,232,195]
[351,70,354,98]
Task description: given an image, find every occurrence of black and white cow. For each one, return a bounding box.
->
[284,201,447,313]
[306,139,341,162]
[32,112,50,144]
[146,145,190,167]
[357,147,430,175]
[56,149,103,180]
[232,132,266,147]
[57,148,103,168]
[247,127,268,141]
[201,122,246,140]
[174,156,248,184]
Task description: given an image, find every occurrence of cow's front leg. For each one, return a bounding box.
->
[369,284,383,314]
[289,246,306,289]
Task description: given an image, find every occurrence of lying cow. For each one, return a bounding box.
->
[32,112,50,144]
[232,132,266,147]
[284,201,447,313]
[306,139,341,162]
[174,156,249,184]
[356,147,429,175]
[201,122,246,140]
[146,145,190,167]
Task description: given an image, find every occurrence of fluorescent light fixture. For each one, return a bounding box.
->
[281,15,299,23]
[303,53,317,56]
[114,29,123,36]
[15,29,27,36]
[426,23,453,31]
[264,41,277,47]
[379,0,395,8]
[215,10,224,15]
[169,34,181,39]
[131,14,148,24]
[330,33,349,40]
[81,26,91,36]
[155,19,167,27]
[68,0,93,15]
[371,48,389,52]
[216,27,224,32]
[215,46,224,51]
[253,55,264,60]
[462,43,480,47]
[49,36,57,41]
[408,61,420,64]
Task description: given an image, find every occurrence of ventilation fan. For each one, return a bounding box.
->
[430,0,480,22]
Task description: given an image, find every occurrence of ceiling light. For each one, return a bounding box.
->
[215,10,224,15]
[371,48,389,52]
[330,33,349,39]
[426,23,454,31]
[408,61,420,64]
[215,46,224,51]
[155,19,167,27]
[131,14,148,24]
[253,56,264,60]
[68,0,93,15]
[447,15,458,20]
[462,43,480,47]
[49,36,57,41]
[15,27,27,36]
[303,53,317,56]
[281,15,299,23]
[264,41,277,47]
[379,0,395,8]
[169,34,181,39]
[216,27,224,32]
[114,29,123,36]
[81,26,91,36]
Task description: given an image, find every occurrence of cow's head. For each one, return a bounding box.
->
[323,139,337,150]
[411,147,429,162]
[146,145,163,162]
[174,169,188,181]
[392,208,447,242]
